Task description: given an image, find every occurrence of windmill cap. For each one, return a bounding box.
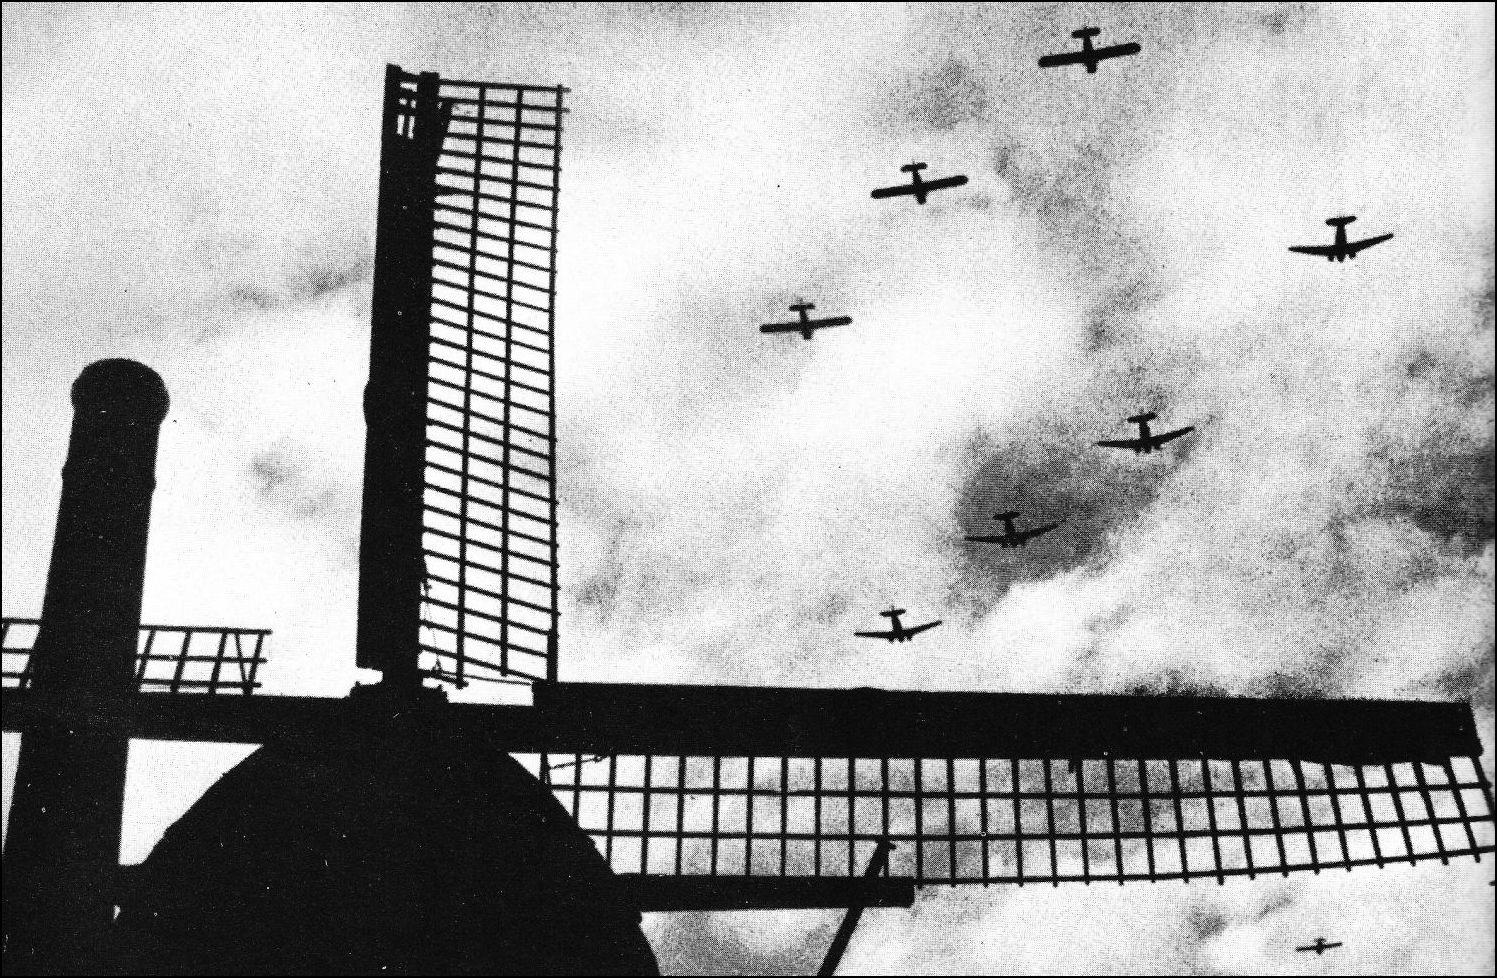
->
[72,359,170,424]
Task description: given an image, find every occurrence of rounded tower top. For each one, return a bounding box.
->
[71,359,169,425]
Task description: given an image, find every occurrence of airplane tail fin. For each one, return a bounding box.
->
[994,511,1020,521]
[879,608,906,619]
[1326,216,1357,227]
[900,162,928,173]
[1126,411,1158,424]
[789,302,814,312]
[1072,26,1102,39]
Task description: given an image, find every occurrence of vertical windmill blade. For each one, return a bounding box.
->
[359,66,566,690]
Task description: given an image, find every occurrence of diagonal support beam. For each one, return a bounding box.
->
[818,840,894,976]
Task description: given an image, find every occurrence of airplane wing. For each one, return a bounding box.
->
[870,184,916,199]
[759,322,802,334]
[1094,42,1142,60]
[1149,426,1195,446]
[903,621,942,638]
[1096,438,1141,449]
[1288,244,1337,257]
[1038,51,1089,68]
[1018,522,1062,542]
[1346,232,1394,255]
[921,175,969,194]
[854,630,892,639]
[964,534,1006,544]
[809,316,852,330]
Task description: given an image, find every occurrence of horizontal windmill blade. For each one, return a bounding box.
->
[2,617,270,697]
[525,683,1493,890]
[18,681,1486,898]
[528,749,1493,888]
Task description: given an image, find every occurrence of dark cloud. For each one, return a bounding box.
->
[247,445,353,525]
[1260,3,1317,38]
[228,252,372,314]
[949,413,1194,620]
[648,911,834,976]
[1185,905,1231,941]
[1379,447,1495,548]
[1425,639,1496,710]
[904,57,990,132]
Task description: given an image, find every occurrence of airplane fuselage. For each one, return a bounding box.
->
[908,169,928,205]
[1079,34,1100,73]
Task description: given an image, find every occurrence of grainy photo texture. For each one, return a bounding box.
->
[2,3,1494,975]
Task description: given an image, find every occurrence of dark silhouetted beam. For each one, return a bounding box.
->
[532,682,1481,766]
[1,681,1480,766]
[619,875,912,912]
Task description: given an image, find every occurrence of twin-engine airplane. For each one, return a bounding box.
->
[760,302,853,340]
[1288,216,1394,262]
[855,607,942,643]
[966,511,1063,549]
[1039,27,1142,73]
[870,163,969,205]
[1097,412,1195,455]
[1294,938,1343,956]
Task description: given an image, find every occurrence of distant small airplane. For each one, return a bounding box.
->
[1097,412,1195,455]
[855,607,942,643]
[870,163,969,205]
[548,754,606,771]
[1294,938,1343,956]
[1288,216,1394,262]
[760,302,853,340]
[966,511,1063,549]
[1039,27,1142,73]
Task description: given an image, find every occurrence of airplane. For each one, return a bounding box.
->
[870,163,969,205]
[760,302,853,340]
[1294,938,1343,956]
[1096,412,1195,455]
[854,607,942,643]
[548,754,606,771]
[1038,27,1142,73]
[966,511,1063,549]
[1288,216,1394,262]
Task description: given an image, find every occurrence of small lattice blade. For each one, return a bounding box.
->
[2,618,269,697]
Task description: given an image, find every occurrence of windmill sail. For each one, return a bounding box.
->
[358,66,565,689]
[529,683,1496,888]
[3,618,269,697]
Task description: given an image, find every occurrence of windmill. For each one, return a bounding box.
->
[2,65,1493,975]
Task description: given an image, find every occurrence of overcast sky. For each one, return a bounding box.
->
[3,2,1494,974]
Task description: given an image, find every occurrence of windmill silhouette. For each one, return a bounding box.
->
[3,65,1493,975]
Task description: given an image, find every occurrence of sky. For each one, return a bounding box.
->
[2,2,1494,974]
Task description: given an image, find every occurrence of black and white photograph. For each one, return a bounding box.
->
[2,3,1494,974]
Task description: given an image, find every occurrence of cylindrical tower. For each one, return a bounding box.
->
[3,359,170,974]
